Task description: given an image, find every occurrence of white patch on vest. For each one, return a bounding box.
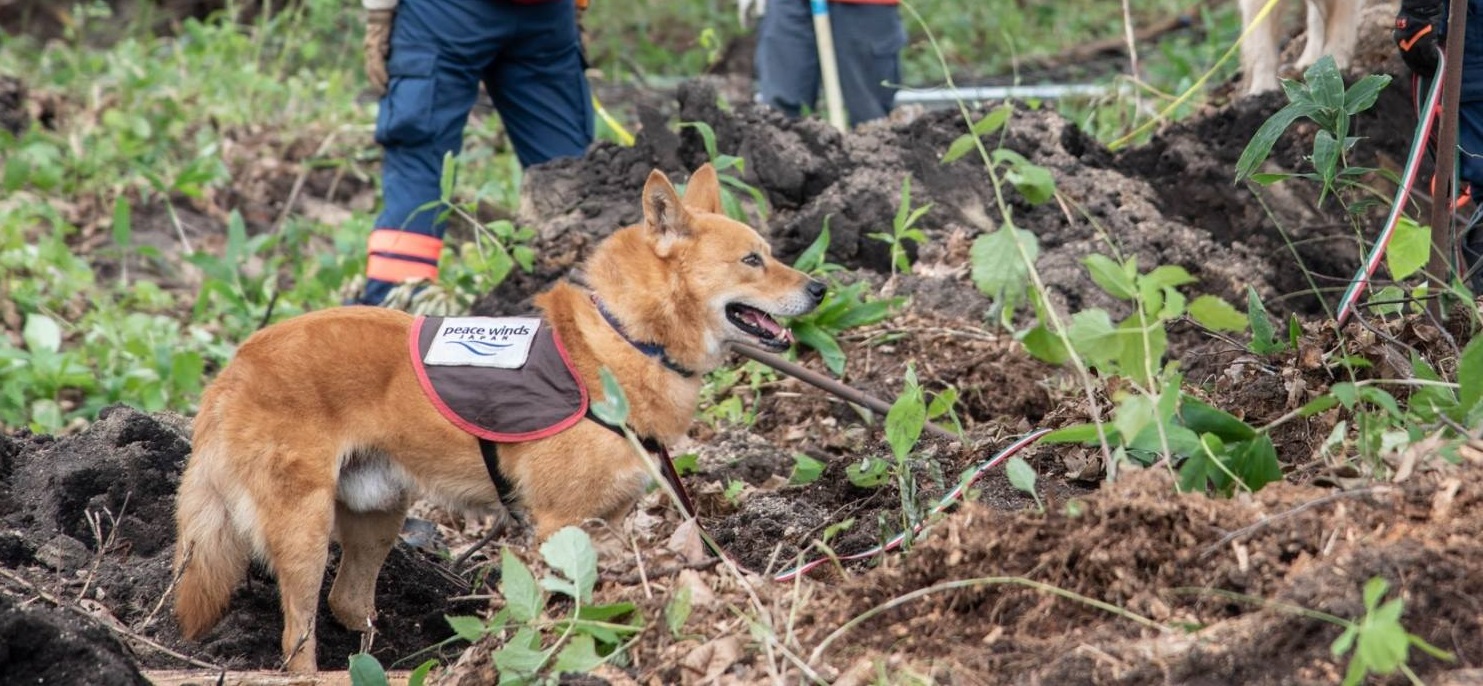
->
[425,317,541,369]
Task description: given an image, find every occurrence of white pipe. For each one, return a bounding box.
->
[810,0,849,131]
[894,83,1111,105]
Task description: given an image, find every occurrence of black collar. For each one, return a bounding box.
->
[591,295,697,378]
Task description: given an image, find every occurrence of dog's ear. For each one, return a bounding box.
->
[681,163,722,214]
[643,169,692,255]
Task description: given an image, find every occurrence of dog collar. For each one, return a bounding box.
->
[591,295,697,378]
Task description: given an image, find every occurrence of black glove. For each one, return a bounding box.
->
[1394,0,1443,77]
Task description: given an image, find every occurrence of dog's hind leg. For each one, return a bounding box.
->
[258,452,338,673]
[328,501,408,633]
[1297,0,1331,70]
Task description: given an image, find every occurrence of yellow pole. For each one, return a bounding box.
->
[811,0,849,132]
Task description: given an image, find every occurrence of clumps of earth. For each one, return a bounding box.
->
[5,34,1481,682]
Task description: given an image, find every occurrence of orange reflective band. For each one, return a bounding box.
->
[367,229,445,262]
[1399,23,1433,52]
[366,254,439,283]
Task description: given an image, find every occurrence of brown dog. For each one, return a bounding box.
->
[171,164,824,672]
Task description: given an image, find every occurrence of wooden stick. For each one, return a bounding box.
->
[729,343,961,441]
[1426,0,1468,317]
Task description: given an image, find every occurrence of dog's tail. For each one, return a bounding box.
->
[172,411,251,640]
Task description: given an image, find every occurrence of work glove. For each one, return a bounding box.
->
[364,9,394,96]
[1394,0,1443,77]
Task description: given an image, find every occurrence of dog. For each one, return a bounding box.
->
[1239,0,1362,95]
[171,163,825,672]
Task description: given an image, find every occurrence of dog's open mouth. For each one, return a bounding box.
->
[726,303,793,350]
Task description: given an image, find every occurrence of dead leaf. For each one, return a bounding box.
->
[680,636,742,683]
[667,519,709,564]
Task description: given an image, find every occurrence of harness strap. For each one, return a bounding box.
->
[476,412,701,524]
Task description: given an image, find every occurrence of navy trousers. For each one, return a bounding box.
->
[361,0,593,304]
[755,0,905,127]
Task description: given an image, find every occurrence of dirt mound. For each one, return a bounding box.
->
[0,593,149,685]
[510,72,1413,325]
[796,462,1483,683]
[0,407,480,672]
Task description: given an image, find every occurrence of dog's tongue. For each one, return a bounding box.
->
[742,309,791,342]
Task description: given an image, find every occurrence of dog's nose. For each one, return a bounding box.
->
[806,279,827,302]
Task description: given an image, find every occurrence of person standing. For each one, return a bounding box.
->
[754,0,906,128]
[355,0,594,306]
[1394,0,1483,288]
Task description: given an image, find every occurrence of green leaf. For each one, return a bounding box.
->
[1387,217,1430,281]
[446,615,487,643]
[1456,329,1483,414]
[793,223,831,273]
[1332,626,1359,656]
[492,627,547,678]
[1343,74,1393,115]
[1020,323,1069,364]
[22,314,62,353]
[1313,130,1340,199]
[941,105,1012,163]
[829,297,902,330]
[1247,287,1281,354]
[501,548,543,623]
[408,659,439,686]
[112,195,132,248]
[846,456,890,488]
[1305,55,1345,111]
[791,322,846,376]
[1041,422,1114,445]
[1228,435,1282,493]
[553,634,604,673]
[1188,295,1248,332]
[970,226,1039,311]
[1067,309,1122,369]
[1005,161,1056,204]
[885,366,926,460]
[541,527,598,603]
[789,453,826,485]
[1082,254,1137,300]
[1298,395,1339,417]
[671,452,699,476]
[590,367,630,425]
[1179,397,1257,442]
[348,653,390,686]
[1005,455,1038,498]
[1236,101,1318,182]
[1143,265,1197,289]
[666,585,693,637]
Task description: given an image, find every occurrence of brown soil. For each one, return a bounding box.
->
[4,10,1482,684]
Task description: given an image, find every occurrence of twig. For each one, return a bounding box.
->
[729,343,960,441]
[610,558,719,586]
[1198,487,1390,559]
[0,567,222,671]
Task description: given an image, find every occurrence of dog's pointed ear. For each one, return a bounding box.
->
[643,169,692,255]
[681,163,722,214]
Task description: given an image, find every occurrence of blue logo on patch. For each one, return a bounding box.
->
[449,340,513,356]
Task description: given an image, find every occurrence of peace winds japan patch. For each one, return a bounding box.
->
[423,317,540,369]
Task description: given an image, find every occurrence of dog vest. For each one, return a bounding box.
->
[408,315,588,442]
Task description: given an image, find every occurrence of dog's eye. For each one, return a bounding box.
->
[741,253,764,268]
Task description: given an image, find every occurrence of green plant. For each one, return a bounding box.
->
[1005,455,1042,511]
[868,175,932,276]
[1235,55,1391,204]
[676,121,769,224]
[789,452,827,486]
[786,224,904,375]
[1331,577,1453,685]
[444,529,642,684]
